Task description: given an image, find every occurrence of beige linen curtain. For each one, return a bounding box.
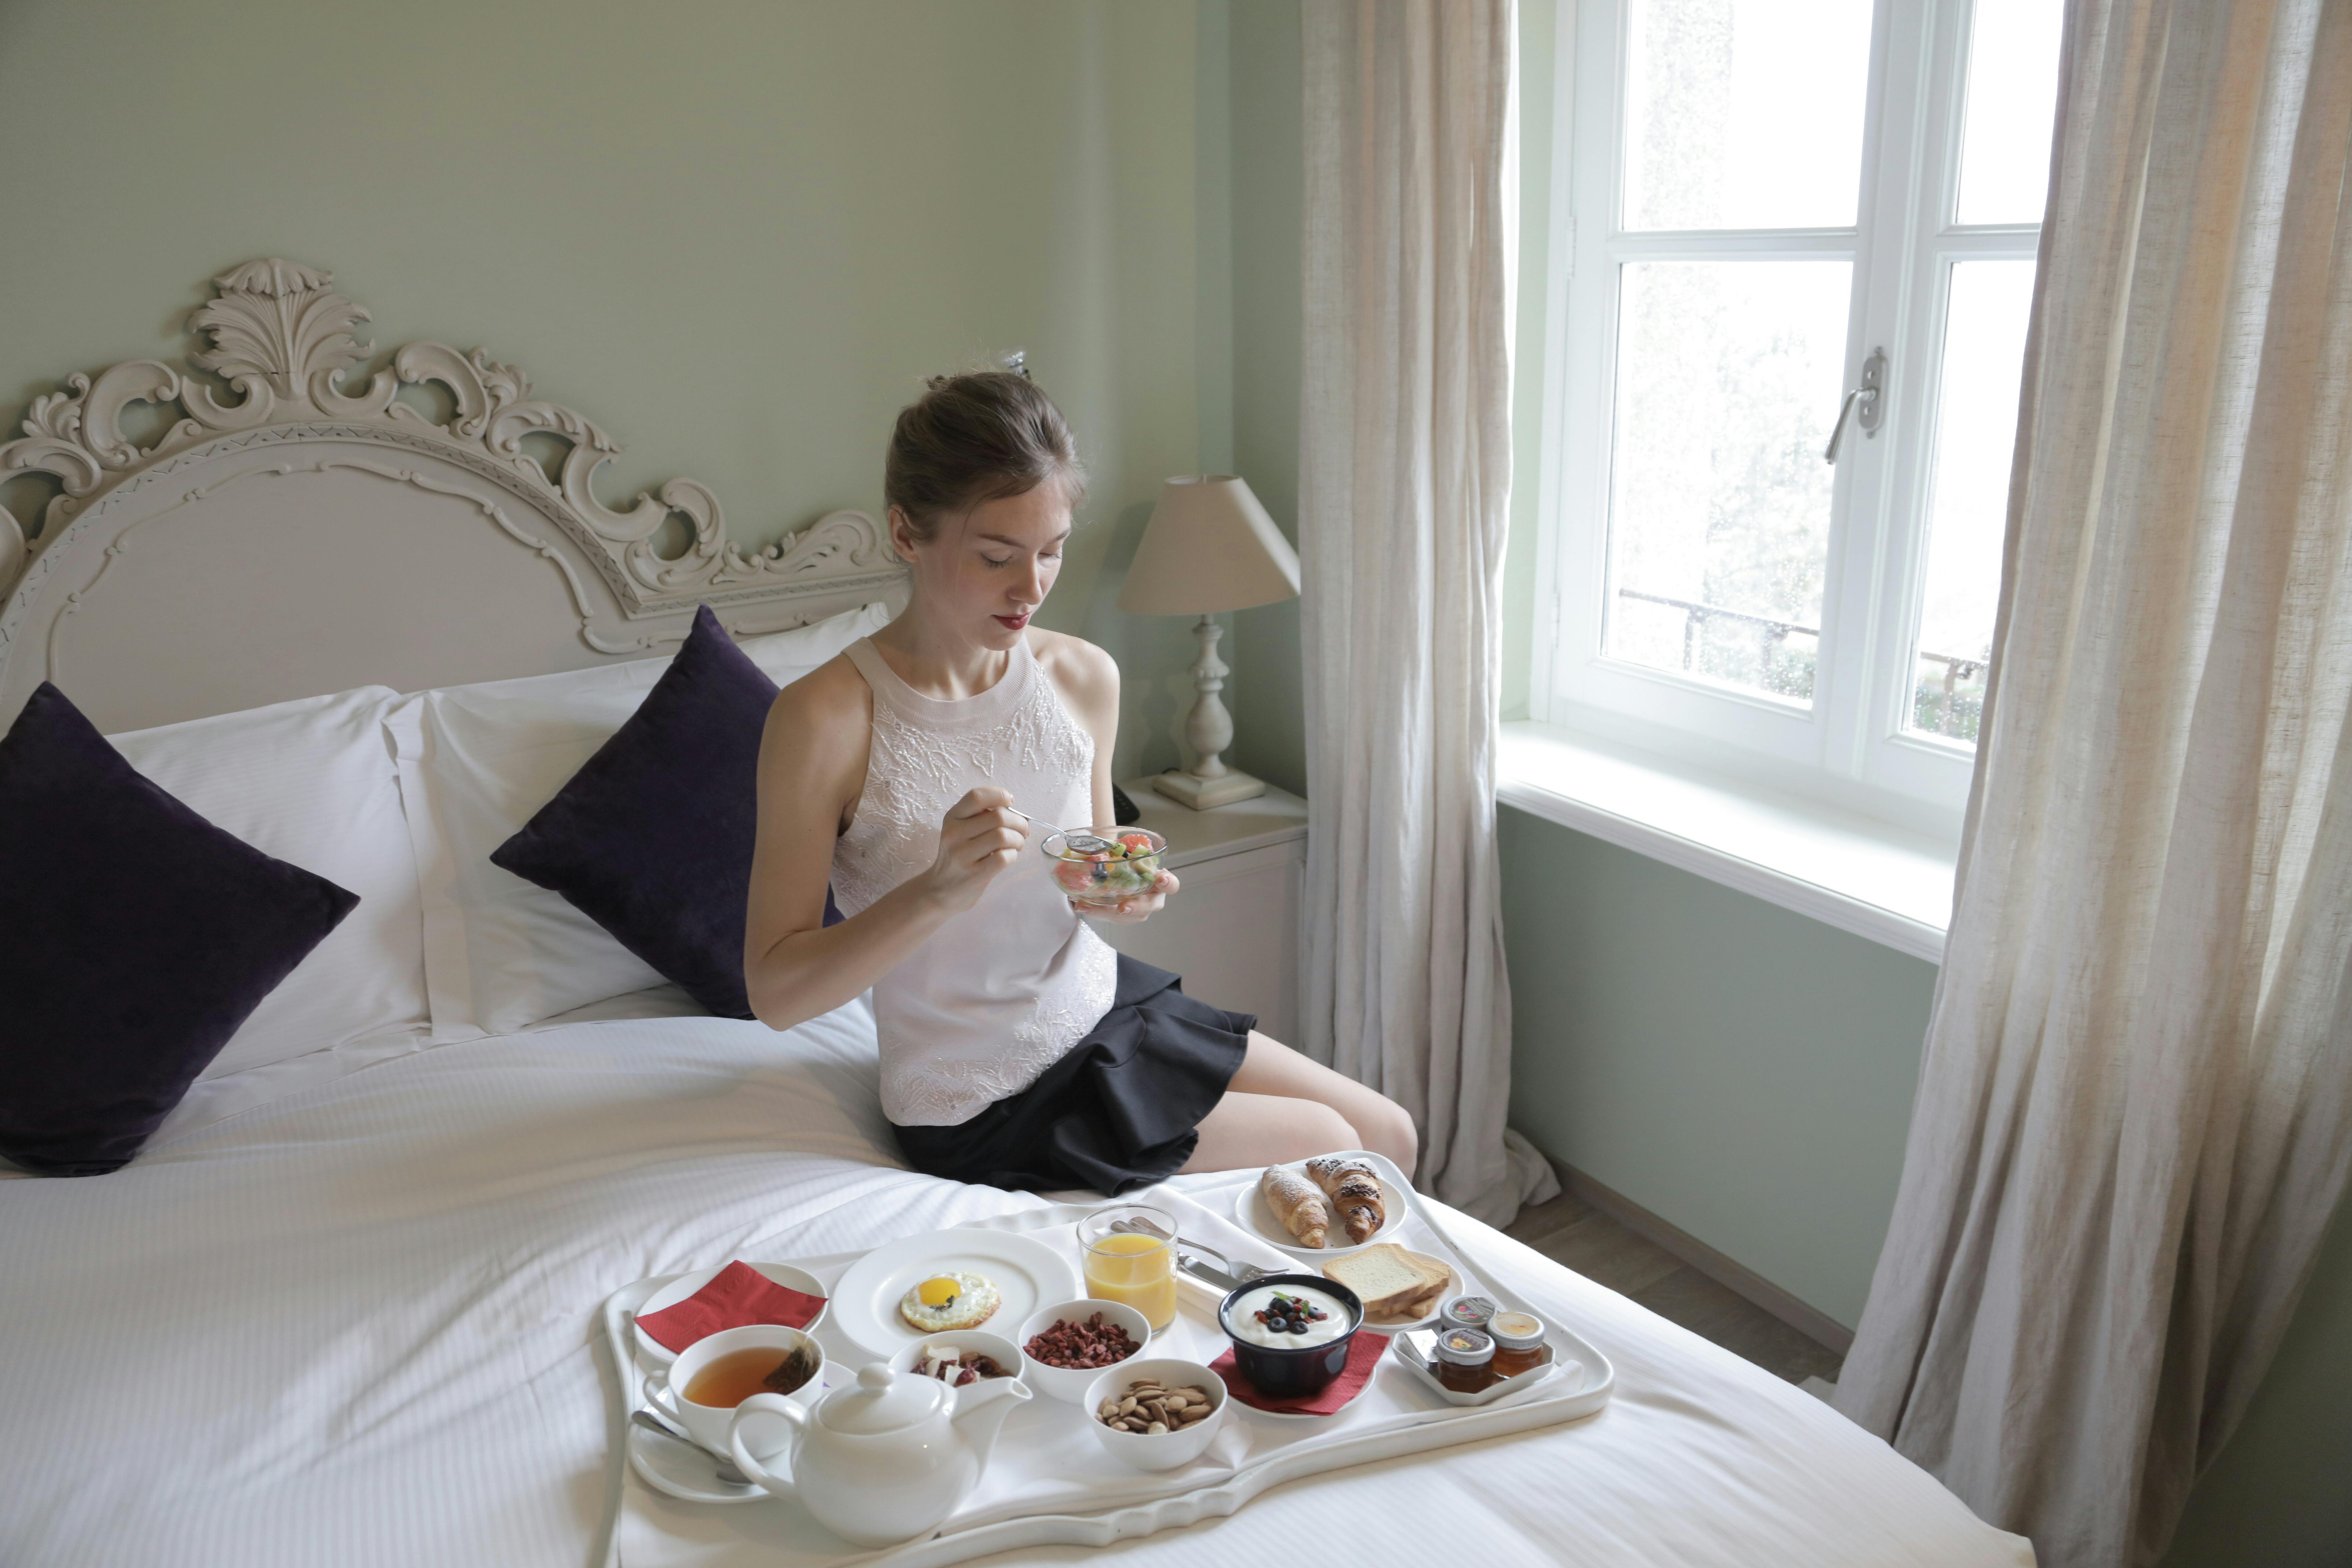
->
[1298,0,1554,1224]
[1836,3,2352,1565]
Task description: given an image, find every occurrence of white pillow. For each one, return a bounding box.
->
[109,686,431,1080]
[392,601,895,1038]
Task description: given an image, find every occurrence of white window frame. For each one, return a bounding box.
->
[1528,0,2045,839]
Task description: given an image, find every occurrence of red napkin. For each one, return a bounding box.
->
[635,1262,827,1353]
[1210,1332,1389,1415]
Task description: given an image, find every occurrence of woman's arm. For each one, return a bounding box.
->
[741,658,1027,1032]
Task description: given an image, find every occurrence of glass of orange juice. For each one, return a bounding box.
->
[1077,1205,1178,1332]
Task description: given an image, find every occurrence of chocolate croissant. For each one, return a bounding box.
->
[1260,1165,1330,1247]
[1304,1155,1385,1243]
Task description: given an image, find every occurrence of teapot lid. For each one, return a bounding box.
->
[818,1362,948,1435]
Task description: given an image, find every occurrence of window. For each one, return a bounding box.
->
[1534,0,2063,827]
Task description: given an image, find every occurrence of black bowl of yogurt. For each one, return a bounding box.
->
[1217,1274,1364,1400]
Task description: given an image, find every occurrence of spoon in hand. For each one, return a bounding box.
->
[998,806,1118,856]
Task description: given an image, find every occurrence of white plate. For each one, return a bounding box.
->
[630,1261,829,1368]
[628,1419,764,1505]
[1233,1149,1414,1259]
[828,1228,1080,1362]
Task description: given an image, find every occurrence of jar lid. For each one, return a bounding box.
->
[1489,1311,1546,1349]
[1434,1327,1494,1366]
[1439,1295,1497,1329]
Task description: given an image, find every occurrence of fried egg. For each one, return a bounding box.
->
[896,1271,1000,1332]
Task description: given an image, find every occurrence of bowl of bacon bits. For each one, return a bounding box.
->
[1016,1298,1151,1404]
[895,1329,1021,1402]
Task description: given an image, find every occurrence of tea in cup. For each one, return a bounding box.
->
[643,1324,824,1455]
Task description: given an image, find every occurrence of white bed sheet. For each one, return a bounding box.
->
[0,1008,2031,1568]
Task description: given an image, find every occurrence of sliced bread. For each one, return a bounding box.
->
[1325,1243,1452,1320]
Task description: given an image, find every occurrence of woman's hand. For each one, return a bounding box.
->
[922,787,1028,915]
[1073,868,1180,924]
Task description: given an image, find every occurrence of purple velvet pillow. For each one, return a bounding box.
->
[490,605,838,1020]
[0,683,359,1176]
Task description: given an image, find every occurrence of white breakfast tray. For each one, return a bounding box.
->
[598,1170,1612,1568]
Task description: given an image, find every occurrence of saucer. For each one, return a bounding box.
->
[627,1420,762,1505]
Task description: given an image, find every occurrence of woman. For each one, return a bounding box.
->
[744,371,1415,1194]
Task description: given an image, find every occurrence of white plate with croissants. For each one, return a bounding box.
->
[1239,1149,1413,1260]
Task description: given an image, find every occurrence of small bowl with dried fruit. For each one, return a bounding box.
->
[1084,1359,1228,1472]
[1016,1298,1152,1404]
[893,1329,1023,1404]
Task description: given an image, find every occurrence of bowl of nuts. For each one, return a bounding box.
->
[1083,1358,1228,1471]
[1016,1298,1151,1404]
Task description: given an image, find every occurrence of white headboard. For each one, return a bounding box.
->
[0,258,907,733]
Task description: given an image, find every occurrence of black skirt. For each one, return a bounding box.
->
[891,955,1253,1195]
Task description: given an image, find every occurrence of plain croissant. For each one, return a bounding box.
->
[1260,1165,1329,1248]
[1304,1154,1386,1244]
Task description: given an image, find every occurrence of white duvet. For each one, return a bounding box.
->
[0,1004,2032,1567]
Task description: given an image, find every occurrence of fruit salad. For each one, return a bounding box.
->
[1047,828,1167,906]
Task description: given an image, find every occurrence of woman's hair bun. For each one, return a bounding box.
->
[886,370,1085,544]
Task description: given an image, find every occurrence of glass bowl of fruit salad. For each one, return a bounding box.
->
[1044,827,1167,907]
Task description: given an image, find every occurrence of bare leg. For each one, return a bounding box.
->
[1179,1031,1419,1178]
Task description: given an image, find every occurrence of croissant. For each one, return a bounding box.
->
[1304,1155,1385,1243]
[1260,1165,1329,1248]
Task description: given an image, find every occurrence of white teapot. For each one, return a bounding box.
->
[728,1361,1031,1547]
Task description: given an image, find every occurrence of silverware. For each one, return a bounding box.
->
[631,1408,752,1487]
[999,805,1117,856]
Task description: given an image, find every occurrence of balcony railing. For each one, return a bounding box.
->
[1615,587,1988,736]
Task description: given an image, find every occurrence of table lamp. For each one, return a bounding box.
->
[1117,475,1301,809]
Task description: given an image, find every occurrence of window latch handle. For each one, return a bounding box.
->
[1824,347,1888,464]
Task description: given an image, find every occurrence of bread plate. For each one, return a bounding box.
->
[1234,1148,1413,1259]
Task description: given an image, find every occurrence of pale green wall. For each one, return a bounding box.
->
[0,0,1207,782]
[1499,806,1936,1325]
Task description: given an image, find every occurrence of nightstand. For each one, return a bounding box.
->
[1094,778,1309,1042]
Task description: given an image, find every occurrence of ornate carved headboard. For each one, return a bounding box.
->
[0,259,907,733]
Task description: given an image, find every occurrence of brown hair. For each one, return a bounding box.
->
[884,370,1086,543]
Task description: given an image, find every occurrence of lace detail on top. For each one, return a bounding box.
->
[830,636,1118,1126]
[829,677,1093,919]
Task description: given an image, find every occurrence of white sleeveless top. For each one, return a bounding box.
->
[832,636,1119,1127]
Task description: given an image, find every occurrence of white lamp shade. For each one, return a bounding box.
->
[1116,475,1302,615]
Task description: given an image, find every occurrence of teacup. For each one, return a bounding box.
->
[643,1324,825,1457]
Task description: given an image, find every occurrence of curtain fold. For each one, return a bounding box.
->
[1298,0,1551,1223]
[1836,2,2352,1564]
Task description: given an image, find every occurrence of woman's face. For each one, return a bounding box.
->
[891,484,1071,651]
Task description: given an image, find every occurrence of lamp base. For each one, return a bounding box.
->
[1152,767,1267,811]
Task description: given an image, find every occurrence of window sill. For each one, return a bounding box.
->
[1496,721,1955,963]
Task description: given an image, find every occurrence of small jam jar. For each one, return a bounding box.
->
[1488,1311,1547,1378]
[1439,1295,1498,1334]
[1433,1327,1496,1393]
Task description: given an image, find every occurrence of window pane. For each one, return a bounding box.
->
[1623,0,1874,232]
[1908,259,2034,742]
[1954,0,2064,224]
[1605,260,1851,703]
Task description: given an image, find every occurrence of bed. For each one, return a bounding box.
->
[0,261,2034,1568]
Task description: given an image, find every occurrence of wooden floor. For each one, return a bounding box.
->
[1506,1184,1847,1388]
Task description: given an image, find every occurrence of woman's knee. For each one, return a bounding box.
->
[1357,1095,1419,1176]
[1293,1099,1363,1157]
